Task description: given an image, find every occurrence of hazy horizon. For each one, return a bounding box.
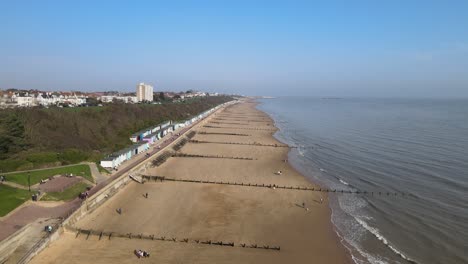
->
[1,1,468,98]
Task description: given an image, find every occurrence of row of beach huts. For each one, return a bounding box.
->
[99,102,231,169]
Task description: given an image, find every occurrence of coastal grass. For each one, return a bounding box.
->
[0,184,31,217]
[41,182,90,201]
[96,163,110,174]
[0,149,96,172]
[5,164,93,186]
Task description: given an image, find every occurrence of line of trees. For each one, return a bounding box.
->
[0,96,232,172]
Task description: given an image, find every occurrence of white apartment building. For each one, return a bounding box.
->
[136,83,153,102]
[13,94,35,107]
[100,95,138,103]
[0,92,88,108]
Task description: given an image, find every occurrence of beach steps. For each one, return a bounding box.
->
[129,175,143,184]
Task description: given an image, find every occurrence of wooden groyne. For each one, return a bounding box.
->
[141,175,413,197]
[212,118,269,123]
[210,121,254,126]
[172,153,255,160]
[151,151,173,167]
[72,228,281,251]
[186,131,197,139]
[189,139,291,148]
[217,114,266,118]
[198,132,251,136]
[172,138,188,151]
[203,125,276,131]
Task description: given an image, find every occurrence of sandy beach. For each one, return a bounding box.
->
[29,100,350,264]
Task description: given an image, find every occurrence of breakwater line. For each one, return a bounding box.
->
[209,121,252,125]
[189,139,291,148]
[211,118,269,123]
[72,228,281,251]
[198,132,251,136]
[141,175,414,197]
[172,153,255,160]
[203,125,276,131]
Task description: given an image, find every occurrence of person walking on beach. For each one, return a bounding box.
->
[145,192,148,198]
[320,197,323,204]
[117,208,122,215]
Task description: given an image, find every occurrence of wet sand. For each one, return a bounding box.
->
[29,101,350,263]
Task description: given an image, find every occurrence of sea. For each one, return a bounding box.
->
[257,97,468,264]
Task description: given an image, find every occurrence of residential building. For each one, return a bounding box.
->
[0,91,88,108]
[136,83,153,102]
[100,95,138,103]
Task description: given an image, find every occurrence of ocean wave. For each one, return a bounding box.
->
[330,213,389,264]
[355,217,418,264]
[297,147,306,156]
[352,245,390,264]
[339,178,349,185]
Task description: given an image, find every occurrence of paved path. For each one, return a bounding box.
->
[1,163,87,175]
[0,199,81,241]
[86,162,106,184]
[3,218,61,264]
[1,181,28,190]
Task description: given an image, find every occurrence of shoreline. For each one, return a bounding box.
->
[254,100,354,262]
[28,99,351,263]
[253,98,424,264]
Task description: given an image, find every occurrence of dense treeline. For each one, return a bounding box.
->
[0,96,232,172]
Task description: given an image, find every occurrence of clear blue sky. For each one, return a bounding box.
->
[1,0,467,97]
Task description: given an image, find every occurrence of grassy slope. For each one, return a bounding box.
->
[96,163,110,174]
[0,184,31,216]
[41,182,90,201]
[0,96,232,172]
[5,164,93,186]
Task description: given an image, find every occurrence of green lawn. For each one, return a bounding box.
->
[0,185,31,217]
[96,163,110,174]
[5,164,93,186]
[41,182,90,201]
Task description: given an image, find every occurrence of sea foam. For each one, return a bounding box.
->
[339,178,349,185]
[355,217,417,264]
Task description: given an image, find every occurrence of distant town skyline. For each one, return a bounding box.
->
[1,1,468,98]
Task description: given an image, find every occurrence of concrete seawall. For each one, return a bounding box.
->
[0,224,32,263]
